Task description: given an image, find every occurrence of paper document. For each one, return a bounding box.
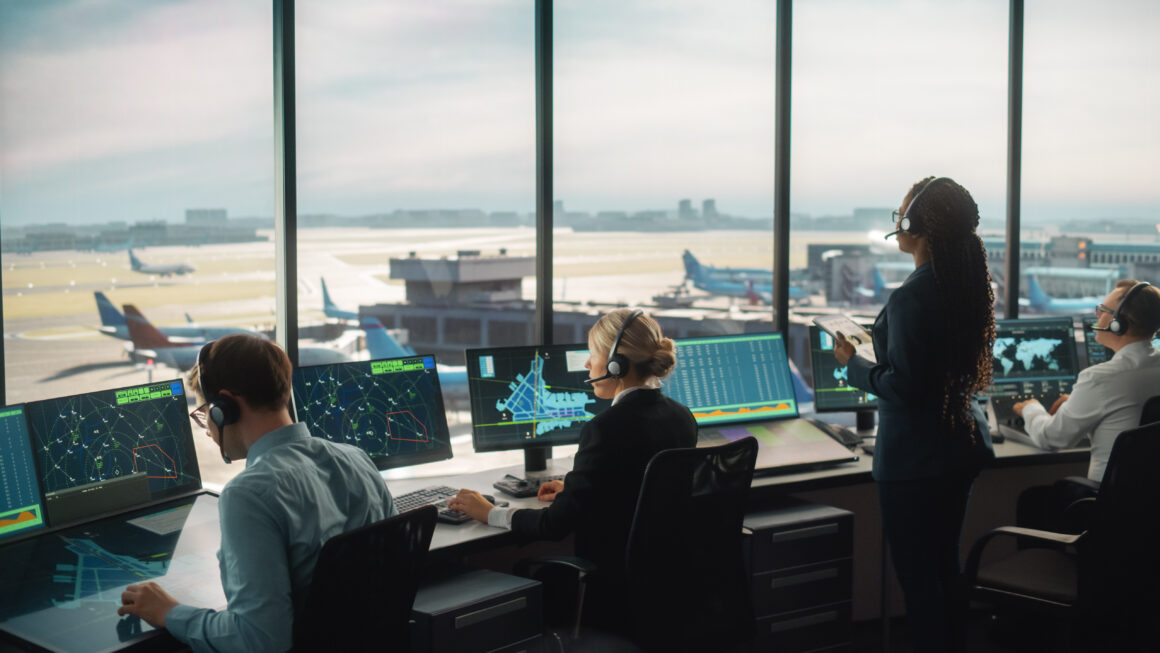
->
[813,315,876,363]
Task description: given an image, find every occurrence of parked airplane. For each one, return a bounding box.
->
[123,304,349,370]
[94,292,256,343]
[1024,269,1115,315]
[321,277,358,321]
[854,261,912,304]
[361,316,468,405]
[129,249,195,277]
[682,250,806,303]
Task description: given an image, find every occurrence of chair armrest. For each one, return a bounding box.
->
[514,554,598,579]
[1057,475,1100,493]
[965,526,1085,585]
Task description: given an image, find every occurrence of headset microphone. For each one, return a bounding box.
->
[583,373,611,385]
[884,227,903,240]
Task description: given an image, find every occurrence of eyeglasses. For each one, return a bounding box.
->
[891,210,901,222]
[1095,303,1115,317]
[189,403,209,429]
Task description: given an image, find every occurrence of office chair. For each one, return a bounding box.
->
[1140,394,1160,426]
[965,422,1160,650]
[292,505,437,652]
[520,436,759,652]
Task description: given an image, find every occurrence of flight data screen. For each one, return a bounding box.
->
[664,332,799,426]
[0,406,46,541]
[292,355,452,470]
[24,381,201,504]
[808,325,878,412]
[467,344,611,452]
[992,318,1078,383]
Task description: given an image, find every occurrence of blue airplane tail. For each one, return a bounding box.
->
[681,250,707,283]
[321,278,337,312]
[128,249,143,271]
[872,266,888,297]
[94,292,126,327]
[362,317,415,359]
[1026,275,1051,310]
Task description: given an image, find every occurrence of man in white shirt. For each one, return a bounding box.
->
[1015,280,1160,482]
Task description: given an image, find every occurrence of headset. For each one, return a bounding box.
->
[198,341,240,463]
[1094,281,1153,335]
[885,176,952,240]
[584,309,644,385]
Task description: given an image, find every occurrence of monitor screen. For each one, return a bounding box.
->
[808,325,878,412]
[0,406,46,542]
[1081,316,1160,367]
[992,318,1079,383]
[663,332,799,426]
[24,380,201,523]
[466,343,611,452]
[292,355,453,470]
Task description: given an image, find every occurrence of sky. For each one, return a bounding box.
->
[0,0,1157,227]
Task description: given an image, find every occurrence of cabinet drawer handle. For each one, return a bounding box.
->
[770,523,838,543]
[769,610,839,633]
[770,567,839,589]
[455,597,526,629]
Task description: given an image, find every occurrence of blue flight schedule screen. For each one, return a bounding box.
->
[0,406,46,541]
[664,333,798,425]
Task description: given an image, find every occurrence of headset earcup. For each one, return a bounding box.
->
[1108,319,1122,335]
[209,395,240,428]
[606,355,624,378]
[899,216,911,234]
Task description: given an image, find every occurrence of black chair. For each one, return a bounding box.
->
[965,422,1160,650]
[293,505,438,652]
[522,436,759,652]
[1052,393,1160,504]
[1140,394,1160,426]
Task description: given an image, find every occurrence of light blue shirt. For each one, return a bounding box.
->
[166,422,397,652]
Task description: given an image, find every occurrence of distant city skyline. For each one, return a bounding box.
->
[1,0,1156,227]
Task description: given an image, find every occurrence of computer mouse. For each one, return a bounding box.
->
[482,494,497,504]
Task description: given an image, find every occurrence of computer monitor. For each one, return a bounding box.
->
[662,332,798,425]
[1081,316,1160,367]
[0,405,47,542]
[808,325,878,428]
[466,343,611,473]
[24,380,202,526]
[292,355,453,471]
[992,317,1079,383]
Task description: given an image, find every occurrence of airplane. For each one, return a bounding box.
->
[94,292,256,343]
[123,304,349,370]
[853,261,912,304]
[682,250,806,304]
[129,249,195,277]
[1024,269,1116,315]
[321,278,359,321]
[361,316,468,405]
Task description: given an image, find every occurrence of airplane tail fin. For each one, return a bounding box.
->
[128,249,143,271]
[362,317,415,359]
[872,266,888,296]
[321,277,338,312]
[185,313,195,324]
[746,280,761,306]
[123,305,176,350]
[681,250,705,282]
[1026,275,1050,310]
[94,292,126,327]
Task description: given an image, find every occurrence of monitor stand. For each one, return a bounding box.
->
[493,446,564,498]
[855,409,876,433]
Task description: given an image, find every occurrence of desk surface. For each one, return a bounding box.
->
[385,431,1090,558]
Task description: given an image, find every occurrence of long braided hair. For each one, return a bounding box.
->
[903,177,995,441]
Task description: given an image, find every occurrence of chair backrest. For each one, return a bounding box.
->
[623,436,759,651]
[1140,395,1160,426]
[1079,422,1160,615]
[293,505,438,652]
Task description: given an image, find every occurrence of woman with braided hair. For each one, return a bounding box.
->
[834,176,995,652]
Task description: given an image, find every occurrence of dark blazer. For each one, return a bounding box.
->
[511,388,698,576]
[846,262,992,481]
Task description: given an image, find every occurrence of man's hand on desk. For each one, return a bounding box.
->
[448,489,495,524]
[117,581,177,628]
[1013,399,1038,417]
[537,480,564,502]
[1049,394,1069,415]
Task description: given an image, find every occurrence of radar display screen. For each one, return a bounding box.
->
[663,332,799,425]
[466,344,611,452]
[24,380,201,506]
[292,355,452,470]
[808,325,878,412]
[992,318,1078,382]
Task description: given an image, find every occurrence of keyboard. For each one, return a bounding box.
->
[805,417,862,448]
[990,392,1064,434]
[493,474,566,499]
[393,485,473,524]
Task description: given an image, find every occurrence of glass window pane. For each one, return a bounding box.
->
[554,0,777,345]
[295,1,535,473]
[0,1,273,486]
[1021,0,1160,332]
[789,0,1007,394]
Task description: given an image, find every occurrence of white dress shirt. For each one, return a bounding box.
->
[1022,340,1160,482]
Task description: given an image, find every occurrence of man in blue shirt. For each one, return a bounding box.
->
[117,334,397,652]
